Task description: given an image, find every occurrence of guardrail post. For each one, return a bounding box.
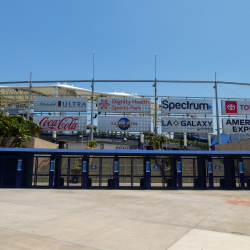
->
[16,156,22,188]
[82,155,88,189]
[49,154,55,188]
[177,156,182,189]
[208,156,213,189]
[114,155,119,189]
[239,156,245,189]
[145,155,151,189]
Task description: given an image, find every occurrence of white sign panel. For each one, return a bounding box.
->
[221,100,250,115]
[98,97,151,113]
[34,97,87,112]
[161,98,213,114]
[33,116,87,131]
[161,117,213,133]
[98,116,151,132]
[222,118,250,133]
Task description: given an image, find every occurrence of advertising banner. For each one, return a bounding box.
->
[98,116,151,132]
[98,97,151,113]
[161,98,213,114]
[34,97,87,112]
[222,118,250,133]
[33,116,87,131]
[161,117,213,133]
[221,100,250,115]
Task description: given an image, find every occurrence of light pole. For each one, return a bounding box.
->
[27,72,32,120]
[214,72,221,145]
[154,53,158,135]
[90,51,95,141]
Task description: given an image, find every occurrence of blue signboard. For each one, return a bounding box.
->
[154,165,160,170]
[82,161,87,172]
[239,162,243,173]
[17,159,22,171]
[91,165,97,169]
[146,161,150,172]
[208,162,212,173]
[215,165,220,170]
[114,161,119,172]
[177,161,182,173]
[50,160,55,171]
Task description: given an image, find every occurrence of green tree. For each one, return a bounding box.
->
[159,134,166,150]
[148,136,160,150]
[0,111,40,148]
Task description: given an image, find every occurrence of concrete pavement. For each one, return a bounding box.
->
[0,189,250,249]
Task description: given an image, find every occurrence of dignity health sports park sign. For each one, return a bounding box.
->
[98,97,151,113]
[221,100,250,115]
[33,116,87,131]
[161,117,213,133]
[34,97,87,112]
[222,118,250,133]
[98,116,151,132]
[161,98,213,114]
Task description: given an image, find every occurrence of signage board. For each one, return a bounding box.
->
[98,97,151,113]
[221,100,250,115]
[215,165,220,170]
[91,165,97,169]
[17,159,22,171]
[98,116,151,132]
[33,116,87,131]
[161,117,213,133]
[34,97,87,112]
[154,165,160,170]
[222,118,250,133]
[161,98,213,114]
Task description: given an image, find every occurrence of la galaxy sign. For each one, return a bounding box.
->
[161,98,213,114]
[162,117,213,133]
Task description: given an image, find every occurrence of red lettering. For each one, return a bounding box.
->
[39,116,49,126]
[240,105,244,110]
[245,105,250,110]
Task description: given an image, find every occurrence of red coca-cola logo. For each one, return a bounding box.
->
[39,116,79,130]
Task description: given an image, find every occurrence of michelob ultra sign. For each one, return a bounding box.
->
[161,98,213,114]
[98,97,151,113]
[98,116,151,132]
[162,117,213,133]
[221,100,250,115]
[222,118,250,133]
[34,97,87,112]
[33,116,87,131]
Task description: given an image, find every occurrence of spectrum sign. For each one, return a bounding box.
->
[222,118,250,133]
[98,116,151,132]
[33,116,87,131]
[221,100,250,115]
[161,117,213,133]
[98,97,151,113]
[161,98,213,114]
[34,97,87,112]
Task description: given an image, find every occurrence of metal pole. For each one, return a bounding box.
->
[52,86,59,144]
[154,53,158,135]
[214,73,221,145]
[27,72,32,120]
[90,51,95,141]
[208,133,211,151]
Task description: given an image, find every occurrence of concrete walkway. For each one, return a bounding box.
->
[0,189,250,249]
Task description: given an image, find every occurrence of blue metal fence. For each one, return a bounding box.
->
[0,148,249,190]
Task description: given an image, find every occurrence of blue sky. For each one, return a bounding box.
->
[1,0,250,99]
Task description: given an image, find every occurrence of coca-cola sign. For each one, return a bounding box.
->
[33,116,87,131]
[34,97,87,112]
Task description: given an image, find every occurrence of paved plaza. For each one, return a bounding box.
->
[0,189,250,249]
